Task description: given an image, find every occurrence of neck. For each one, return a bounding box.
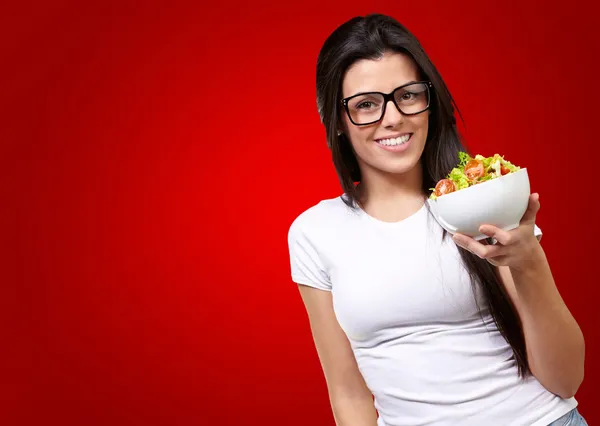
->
[357,161,426,222]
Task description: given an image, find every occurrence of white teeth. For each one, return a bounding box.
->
[377,134,411,146]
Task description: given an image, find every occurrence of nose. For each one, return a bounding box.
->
[380,100,404,128]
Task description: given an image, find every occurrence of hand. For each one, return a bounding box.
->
[452,193,543,270]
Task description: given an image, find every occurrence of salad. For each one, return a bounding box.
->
[429,152,520,200]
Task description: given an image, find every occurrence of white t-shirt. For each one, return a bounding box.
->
[287,195,577,426]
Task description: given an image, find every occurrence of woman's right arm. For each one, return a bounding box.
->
[298,284,378,426]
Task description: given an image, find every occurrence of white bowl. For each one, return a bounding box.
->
[427,168,530,240]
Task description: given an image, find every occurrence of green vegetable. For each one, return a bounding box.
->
[429,152,520,200]
[457,151,470,168]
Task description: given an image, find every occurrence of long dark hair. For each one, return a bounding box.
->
[316,13,530,377]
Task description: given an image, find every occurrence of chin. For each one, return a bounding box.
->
[382,162,420,176]
[371,156,422,176]
[375,145,424,174]
[353,133,427,178]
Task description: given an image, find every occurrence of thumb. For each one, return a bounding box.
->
[521,193,540,224]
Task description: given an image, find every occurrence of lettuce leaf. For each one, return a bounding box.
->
[448,167,470,190]
[458,151,470,168]
[429,151,521,199]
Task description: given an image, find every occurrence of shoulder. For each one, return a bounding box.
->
[288,195,355,240]
[286,196,353,290]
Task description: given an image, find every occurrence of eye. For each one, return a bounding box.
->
[400,92,416,101]
[357,101,375,109]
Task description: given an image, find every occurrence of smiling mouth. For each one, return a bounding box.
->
[375,133,412,147]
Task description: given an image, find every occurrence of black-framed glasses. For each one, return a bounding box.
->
[341,81,433,126]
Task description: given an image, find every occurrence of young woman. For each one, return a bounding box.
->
[287,13,586,426]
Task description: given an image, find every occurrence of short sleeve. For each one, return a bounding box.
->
[287,219,332,291]
[534,223,542,242]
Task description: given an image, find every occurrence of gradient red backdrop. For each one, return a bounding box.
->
[2,1,597,425]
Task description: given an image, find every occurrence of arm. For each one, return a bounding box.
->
[497,249,585,398]
[298,284,378,426]
[452,193,585,399]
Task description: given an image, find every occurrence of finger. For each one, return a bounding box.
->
[520,193,540,224]
[479,224,513,246]
[453,233,504,259]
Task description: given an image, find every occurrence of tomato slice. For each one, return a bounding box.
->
[434,179,456,197]
[500,164,510,175]
[464,159,485,181]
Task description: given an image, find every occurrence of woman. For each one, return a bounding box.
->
[287,13,586,426]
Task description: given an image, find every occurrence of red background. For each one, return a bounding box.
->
[2,1,597,425]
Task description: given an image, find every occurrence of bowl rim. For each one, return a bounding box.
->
[429,167,528,203]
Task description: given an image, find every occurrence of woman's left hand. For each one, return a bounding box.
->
[452,193,543,271]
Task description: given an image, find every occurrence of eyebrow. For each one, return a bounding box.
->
[345,80,419,98]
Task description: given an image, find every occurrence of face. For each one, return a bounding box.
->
[340,51,430,181]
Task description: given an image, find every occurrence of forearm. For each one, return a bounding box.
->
[330,391,378,426]
[510,246,585,398]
